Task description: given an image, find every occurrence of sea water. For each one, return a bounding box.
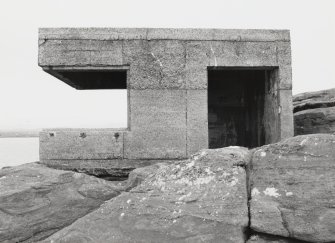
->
[0,138,39,168]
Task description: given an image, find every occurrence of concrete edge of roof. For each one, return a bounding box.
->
[38,27,290,42]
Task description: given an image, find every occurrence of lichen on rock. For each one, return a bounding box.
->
[249,134,335,243]
[41,147,251,243]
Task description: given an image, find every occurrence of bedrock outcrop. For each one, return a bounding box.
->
[0,163,124,242]
[294,88,335,135]
[1,134,334,242]
[40,134,335,243]
[249,134,335,242]
[41,147,251,243]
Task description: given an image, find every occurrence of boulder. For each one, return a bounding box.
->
[42,147,251,243]
[294,107,335,135]
[293,88,335,113]
[293,88,335,135]
[249,134,335,242]
[124,162,168,190]
[0,163,123,242]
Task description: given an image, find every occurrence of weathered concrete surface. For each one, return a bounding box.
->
[249,134,335,242]
[0,163,123,242]
[293,88,335,135]
[264,71,280,143]
[41,147,251,243]
[39,40,123,66]
[186,90,208,156]
[208,41,278,67]
[123,40,186,89]
[184,41,208,89]
[124,89,187,159]
[38,28,293,91]
[40,129,124,160]
[279,89,294,139]
[276,41,293,90]
[39,28,290,41]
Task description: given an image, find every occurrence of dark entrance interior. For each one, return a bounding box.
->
[208,69,273,149]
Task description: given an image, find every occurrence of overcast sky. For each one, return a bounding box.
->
[0,0,334,130]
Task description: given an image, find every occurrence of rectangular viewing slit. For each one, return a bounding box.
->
[208,68,277,149]
[56,70,127,90]
[42,68,129,129]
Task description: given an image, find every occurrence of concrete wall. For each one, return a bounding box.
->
[40,129,124,160]
[38,28,293,162]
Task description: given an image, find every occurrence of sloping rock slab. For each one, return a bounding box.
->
[0,163,123,242]
[42,147,251,243]
[294,106,335,135]
[293,88,335,135]
[293,88,335,113]
[249,134,335,242]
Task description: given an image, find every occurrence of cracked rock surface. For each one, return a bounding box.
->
[0,163,123,242]
[249,134,335,242]
[41,147,251,243]
[1,134,335,243]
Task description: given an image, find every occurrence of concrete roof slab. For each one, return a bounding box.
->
[39,28,290,42]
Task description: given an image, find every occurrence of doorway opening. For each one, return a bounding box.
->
[208,68,277,149]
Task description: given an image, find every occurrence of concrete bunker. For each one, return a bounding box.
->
[208,68,278,148]
[38,28,293,168]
